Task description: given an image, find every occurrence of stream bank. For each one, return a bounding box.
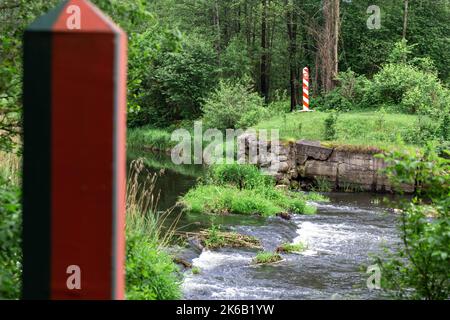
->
[240,135,415,193]
[128,151,402,300]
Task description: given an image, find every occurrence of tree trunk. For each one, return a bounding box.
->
[403,0,409,40]
[260,0,269,102]
[286,0,298,111]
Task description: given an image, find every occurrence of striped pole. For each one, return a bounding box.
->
[302,67,310,111]
[23,0,127,300]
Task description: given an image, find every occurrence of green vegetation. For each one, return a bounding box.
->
[374,146,450,300]
[255,111,427,151]
[276,242,306,254]
[191,267,201,275]
[125,211,182,300]
[253,252,283,265]
[200,225,261,250]
[0,153,21,299]
[125,160,182,300]
[202,80,268,130]
[127,127,175,152]
[180,163,319,216]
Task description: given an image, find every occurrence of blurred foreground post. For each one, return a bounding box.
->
[22,0,127,300]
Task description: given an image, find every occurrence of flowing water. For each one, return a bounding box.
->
[129,151,401,300]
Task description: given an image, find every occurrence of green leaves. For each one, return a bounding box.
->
[375,146,450,300]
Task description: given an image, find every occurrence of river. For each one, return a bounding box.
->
[129,150,400,300]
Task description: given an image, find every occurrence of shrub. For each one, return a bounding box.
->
[202,80,268,130]
[323,112,339,141]
[136,37,217,127]
[374,146,450,300]
[0,175,21,300]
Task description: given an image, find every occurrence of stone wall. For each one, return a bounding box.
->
[240,134,414,193]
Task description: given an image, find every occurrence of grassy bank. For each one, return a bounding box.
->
[128,111,426,155]
[125,160,182,300]
[0,156,183,300]
[179,163,325,216]
[127,126,176,152]
[254,111,424,150]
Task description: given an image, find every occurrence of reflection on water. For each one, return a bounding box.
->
[129,151,401,300]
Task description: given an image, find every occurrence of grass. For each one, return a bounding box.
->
[125,160,183,300]
[253,251,283,265]
[191,267,201,275]
[254,111,422,151]
[200,225,261,249]
[127,148,205,178]
[180,184,317,216]
[179,163,322,216]
[276,242,306,254]
[127,126,175,152]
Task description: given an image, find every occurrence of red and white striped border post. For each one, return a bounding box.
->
[302,67,310,112]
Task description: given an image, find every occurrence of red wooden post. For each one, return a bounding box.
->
[22,0,127,299]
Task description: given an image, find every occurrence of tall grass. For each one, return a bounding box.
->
[0,152,21,299]
[0,152,20,186]
[125,159,182,300]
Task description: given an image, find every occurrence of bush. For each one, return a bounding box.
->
[133,36,217,127]
[0,175,21,299]
[202,80,268,130]
[374,146,450,300]
[126,214,182,300]
[323,112,339,141]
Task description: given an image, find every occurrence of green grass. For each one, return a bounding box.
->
[180,163,322,216]
[276,242,306,254]
[180,184,317,216]
[127,148,204,178]
[191,267,201,275]
[254,111,422,151]
[200,225,261,249]
[125,160,182,300]
[126,212,182,300]
[253,251,283,264]
[127,126,175,151]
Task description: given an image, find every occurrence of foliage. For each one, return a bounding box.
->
[125,160,182,300]
[374,146,450,300]
[125,211,182,300]
[323,111,339,141]
[317,41,450,116]
[127,126,175,151]
[202,80,268,130]
[201,225,261,249]
[0,175,22,299]
[254,111,423,150]
[206,163,273,190]
[276,242,306,254]
[253,251,282,265]
[0,153,21,299]
[137,37,218,127]
[180,163,318,216]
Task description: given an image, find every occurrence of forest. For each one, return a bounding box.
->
[0,0,449,301]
